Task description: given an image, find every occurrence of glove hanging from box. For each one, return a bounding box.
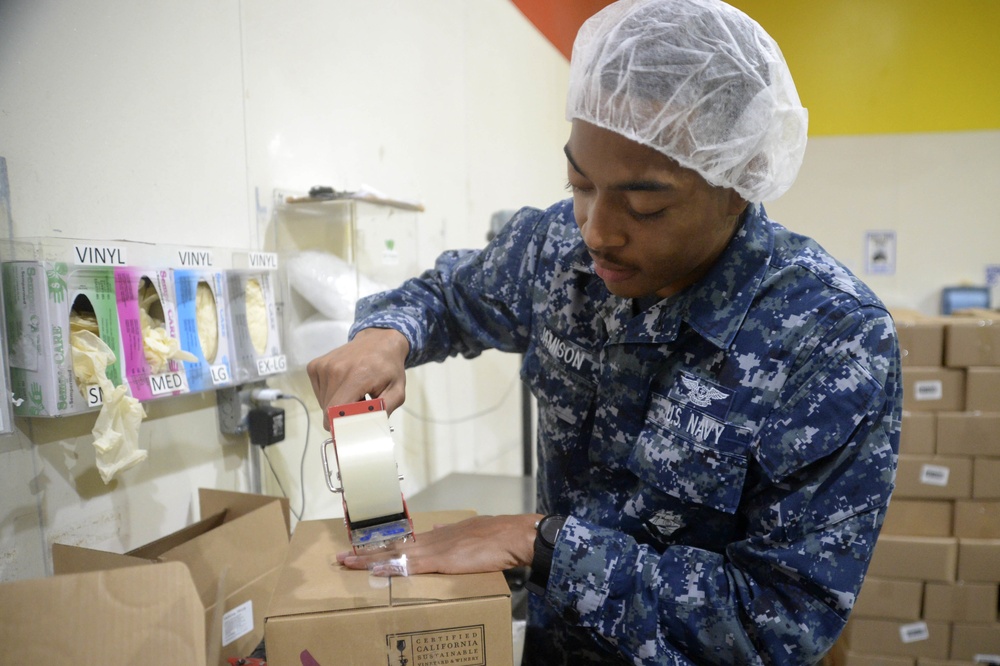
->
[70,321,148,484]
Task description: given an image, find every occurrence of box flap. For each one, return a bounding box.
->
[159,499,289,609]
[199,488,291,536]
[0,561,207,665]
[268,510,510,619]
[127,510,227,560]
[52,543,150,575]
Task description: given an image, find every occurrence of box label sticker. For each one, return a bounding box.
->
[386,625,485,666]
[149,370,189,396]
[210,364,231,385]
[899,621,929,644]
[973,655,1000,665]
[920,464,950,487]
[85,384,105,408]
[256,354,287,376]
[914,380,943,401]
[221,599,253,647]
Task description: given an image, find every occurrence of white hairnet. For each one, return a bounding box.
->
[566,0,808,202]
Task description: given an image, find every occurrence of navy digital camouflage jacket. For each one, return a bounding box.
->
[350,198,902,665]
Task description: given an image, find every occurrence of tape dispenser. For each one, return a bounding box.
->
[321,398,414,553]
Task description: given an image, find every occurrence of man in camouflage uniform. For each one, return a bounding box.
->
[310,0,901,663]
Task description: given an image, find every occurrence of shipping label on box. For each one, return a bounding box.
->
[174,269,235,391]
[2,261,123,416]
[902,368,966,412]
[226,267,286,384]
[945,318,1000,368]
[936,412,1000,457]
[894,455,972,500]
[115,267,190,401]
[265,511,513,666]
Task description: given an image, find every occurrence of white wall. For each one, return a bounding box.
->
[765,131,1000,315]
[0,0,570,582]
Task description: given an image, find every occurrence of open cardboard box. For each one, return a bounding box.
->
[0,489,290,666]
[265,510,513,666]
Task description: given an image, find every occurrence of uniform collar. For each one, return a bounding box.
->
[566,204,774,349]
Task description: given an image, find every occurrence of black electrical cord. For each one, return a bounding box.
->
[259,393,309,522]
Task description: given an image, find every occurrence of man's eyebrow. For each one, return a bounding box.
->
[563,144,673,193]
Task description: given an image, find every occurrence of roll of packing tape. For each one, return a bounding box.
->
[334,411,404,523]
[195,280,219,362]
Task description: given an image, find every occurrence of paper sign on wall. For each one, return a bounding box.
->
[865,231,896,275]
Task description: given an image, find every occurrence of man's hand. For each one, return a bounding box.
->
[306,327,410,429]
[338,514,543,576]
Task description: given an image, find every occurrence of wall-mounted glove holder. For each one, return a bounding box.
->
[0,238,286,418]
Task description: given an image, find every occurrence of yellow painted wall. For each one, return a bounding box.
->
[731,0,1000,135]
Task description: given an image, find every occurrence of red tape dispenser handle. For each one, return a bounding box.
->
[320,398,413,553]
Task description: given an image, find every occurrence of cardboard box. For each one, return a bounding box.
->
[900,412,937,455]
[174,269,236,391]
[226,267,286,384]
[868,536,957,582]
[897,318,945,367]
[882,500,953,537]
[853,577,924,620]
[945,318,1000,368]
[2,260,123,415]
[949,622,1000,662]
[843,652,915,666]
[936,412,1000,457]
[0,561,208,665]
[953,501,1000,539]
[902,368,966,412]
[894,455,973,500]
[917,660,988,666]
[957,539,1000,582]
[115,267,191,401]
[53,489,290,666]
[844,618,950,659]
[923,582,999,623]
[265,511,513,666]
[965,367,1000,412]
[973,457,1000,499]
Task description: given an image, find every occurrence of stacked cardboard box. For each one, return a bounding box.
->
[837,313,1000,666]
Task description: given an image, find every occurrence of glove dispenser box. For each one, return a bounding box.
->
[114,267,190,401]
[2,261,123,416]
[226,257,286,384]
[173,269,236,391]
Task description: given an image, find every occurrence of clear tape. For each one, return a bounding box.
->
[368,554,409,579]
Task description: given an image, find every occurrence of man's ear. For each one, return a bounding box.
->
[727,190,749,217]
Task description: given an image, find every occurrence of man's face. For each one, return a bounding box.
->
[566,119,747,300]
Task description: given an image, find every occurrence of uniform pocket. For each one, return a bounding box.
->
[627,391,752,514]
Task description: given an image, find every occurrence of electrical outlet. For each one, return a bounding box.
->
[216,381,266,435]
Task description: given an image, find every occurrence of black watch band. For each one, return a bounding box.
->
[525,515,567,596]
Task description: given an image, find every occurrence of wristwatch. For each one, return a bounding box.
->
[525,514,567,596]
